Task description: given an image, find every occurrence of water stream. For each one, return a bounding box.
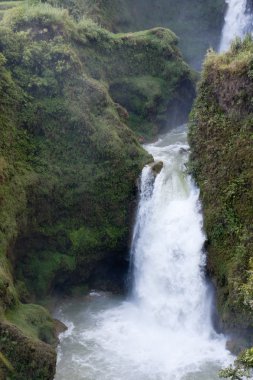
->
[55,127,231,380]
[53,2,253,377]
[220,0,253,51]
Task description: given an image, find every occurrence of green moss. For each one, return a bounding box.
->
[5,303,55,344]
[80,26,195,138]
[0,3,195,376]
[2,2,194,305]
[46,0,225,68]
[0,2,193,303]
[0,321,56,379]
[109,75,166,138]
[18,251,76,298]
[189,37,253,333]
[0,6,142,298]
[220,347,253,379]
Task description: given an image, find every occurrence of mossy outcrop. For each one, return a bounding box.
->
[0,2,195,377]
[0,321,56,379]
[189,37,253,338]
[47,0,226,69]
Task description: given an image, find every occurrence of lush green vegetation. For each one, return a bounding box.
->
[220,348,253,379]
[190,37,253,338]
[46,0,225,68]
[0,320,56,379]
[2,1,252,379]
[0,1,195,377]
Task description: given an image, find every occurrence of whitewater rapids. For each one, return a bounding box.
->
[55,126,231,380]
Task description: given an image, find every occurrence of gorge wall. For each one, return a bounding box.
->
[47,0,226,68]
[190,37,253,343]
[1,0,253,378]
[0,2,194,378]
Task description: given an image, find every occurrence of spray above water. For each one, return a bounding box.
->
[55,127,231,380]
[220,0,253,51]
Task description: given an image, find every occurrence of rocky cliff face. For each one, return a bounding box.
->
[190,37,253,341]
[0,3,194,377]
[47,0,226,69]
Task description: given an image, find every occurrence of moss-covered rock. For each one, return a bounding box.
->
[150,161,163,175]
[0,2,194,376]
[0,321,56,379]
[46,0,226,69]
[189,37,253,337]
[0,3,150,300]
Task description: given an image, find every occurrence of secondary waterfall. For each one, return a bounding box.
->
[220,0,253,51]
[55,127,230,380]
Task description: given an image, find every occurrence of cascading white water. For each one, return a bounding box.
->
[220,0,253,51]
[131,133,213,335]
[55,127,231,380]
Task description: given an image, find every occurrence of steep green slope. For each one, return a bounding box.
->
[0,42,57,379]
[0,3,194,377]
[0,0,23,21]
[47,0,226,68]
[190,37,253,339]
[47,0,196,137]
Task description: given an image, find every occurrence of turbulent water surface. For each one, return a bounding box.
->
[55,127,231,380]
[220,0,253,51]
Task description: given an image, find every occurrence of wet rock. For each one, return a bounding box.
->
[226,339,246,355]
[0,322,56,379]
[54,319,68,341]
[115,103,129,120]
[150,161,163,175]
[179,147,189,154]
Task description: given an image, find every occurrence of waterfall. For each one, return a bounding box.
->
[55,127,230,380]
[131,134,212,334]
[220,0,253,51]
